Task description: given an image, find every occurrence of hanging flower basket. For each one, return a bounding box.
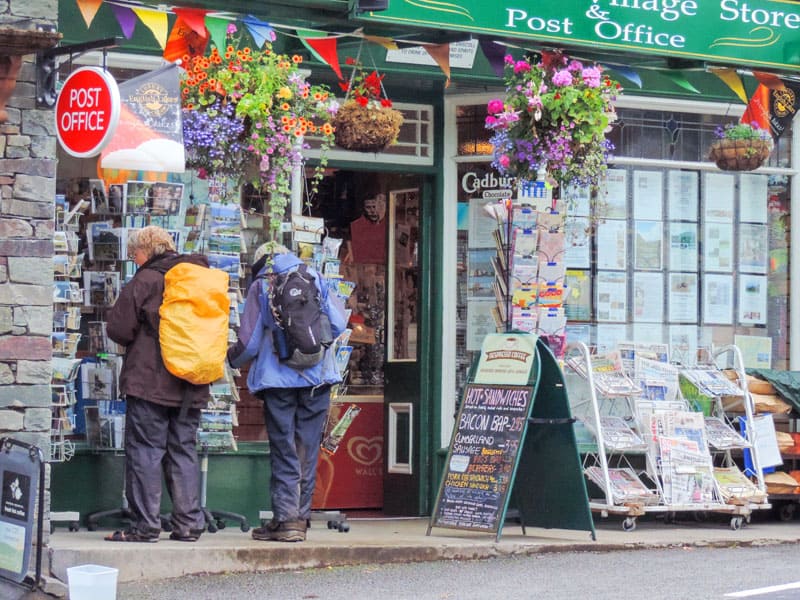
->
[708,138,772,171]
[333,55,403,153]
[333,100,403,152]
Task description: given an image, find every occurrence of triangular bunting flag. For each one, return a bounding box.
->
[603,63,642,88]
[206,16,229,51]
[753,70,786,90]
[243,14,276,48]
[300,35,343,80]
[424,43,451,87]
[663,70,700,94]
[364,35,399,51]
[77,0,103,28]
[741,84,771,131]
[110,4,137,39]
[709,67,747,104]
[132,7,169,50]
[173,8,209,37]
[164,13,209,63]
[479,39,506,79]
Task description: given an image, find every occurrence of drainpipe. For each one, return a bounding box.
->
[791,120,800,369]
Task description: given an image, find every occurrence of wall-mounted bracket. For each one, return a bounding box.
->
[36,36,121,109]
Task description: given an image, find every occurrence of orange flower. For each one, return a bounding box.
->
[322,123,334,135]
[292,55,302,63]
[281,102,290,111]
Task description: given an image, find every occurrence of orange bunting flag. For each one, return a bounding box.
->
[301,36,343,80]
[163,9,209,62]
[76,0,104,28]
[424,43,451,87]
[132,6,169,50]
[753,70,786,90]
[741,84,771,131]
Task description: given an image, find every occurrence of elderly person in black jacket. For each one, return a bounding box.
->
[105,226,208,543]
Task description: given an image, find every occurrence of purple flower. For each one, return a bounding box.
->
[227,23,237,35]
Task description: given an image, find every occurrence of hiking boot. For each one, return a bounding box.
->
[251,519,306,542]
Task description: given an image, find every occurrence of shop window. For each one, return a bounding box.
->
[451,102,792,405]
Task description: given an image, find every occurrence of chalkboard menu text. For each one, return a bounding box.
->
[431,382,534,533]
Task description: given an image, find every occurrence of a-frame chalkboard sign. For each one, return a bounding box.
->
[428,332,594,541]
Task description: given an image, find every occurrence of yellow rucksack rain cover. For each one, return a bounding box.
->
[159,262,230,385]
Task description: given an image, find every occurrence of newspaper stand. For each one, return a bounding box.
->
[565,341,770,532]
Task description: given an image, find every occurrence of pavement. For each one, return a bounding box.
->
[11,507,799,597]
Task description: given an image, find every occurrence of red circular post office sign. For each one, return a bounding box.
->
[55,67,121,158]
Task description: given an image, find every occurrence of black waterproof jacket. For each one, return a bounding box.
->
[106,252,210,409]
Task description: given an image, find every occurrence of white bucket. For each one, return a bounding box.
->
[67,564,119,600]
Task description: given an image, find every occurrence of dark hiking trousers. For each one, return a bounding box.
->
[259,386,331,522]
[125,396,204,537]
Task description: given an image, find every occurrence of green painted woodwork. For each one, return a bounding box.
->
[510,340,595,536]
[58,0,756,105]
[50,443,271,527]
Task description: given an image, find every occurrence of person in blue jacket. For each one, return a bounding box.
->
[227,243,347,542]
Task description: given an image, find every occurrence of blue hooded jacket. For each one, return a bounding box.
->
[227,252,347,392]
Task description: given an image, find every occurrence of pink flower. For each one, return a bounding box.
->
[552,69,573,87]
[567,60,583,72]
[226,23,237,35]
[485,115,498,127]
[487,99,505,114]
[582,67,602,88]
[514,61,531,74]
[499,154,510,168]
[504,54,514,65]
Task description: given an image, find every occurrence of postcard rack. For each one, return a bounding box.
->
[565,341,770,532]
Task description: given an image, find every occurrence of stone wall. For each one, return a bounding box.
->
[0,0,60,554]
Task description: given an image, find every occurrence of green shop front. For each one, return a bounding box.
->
[49,0,798,527]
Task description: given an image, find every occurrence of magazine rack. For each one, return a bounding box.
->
[565,341,770,532]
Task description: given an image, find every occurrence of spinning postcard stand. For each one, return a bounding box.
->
[427,332,594,541]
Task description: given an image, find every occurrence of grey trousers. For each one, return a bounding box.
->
[124,396,204,536]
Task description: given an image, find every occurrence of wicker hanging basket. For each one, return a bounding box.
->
[332,100,404,153]
[708,138,772,171]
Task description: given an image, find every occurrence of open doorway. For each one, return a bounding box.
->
[307,169,423,514]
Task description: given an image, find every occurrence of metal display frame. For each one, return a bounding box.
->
[565,341,771,532]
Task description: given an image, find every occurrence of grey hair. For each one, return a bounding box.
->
[128,225,176,260]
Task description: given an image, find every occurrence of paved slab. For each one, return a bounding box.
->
[43,514,800,588]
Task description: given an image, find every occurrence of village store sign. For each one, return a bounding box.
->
[362,1,800,72]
